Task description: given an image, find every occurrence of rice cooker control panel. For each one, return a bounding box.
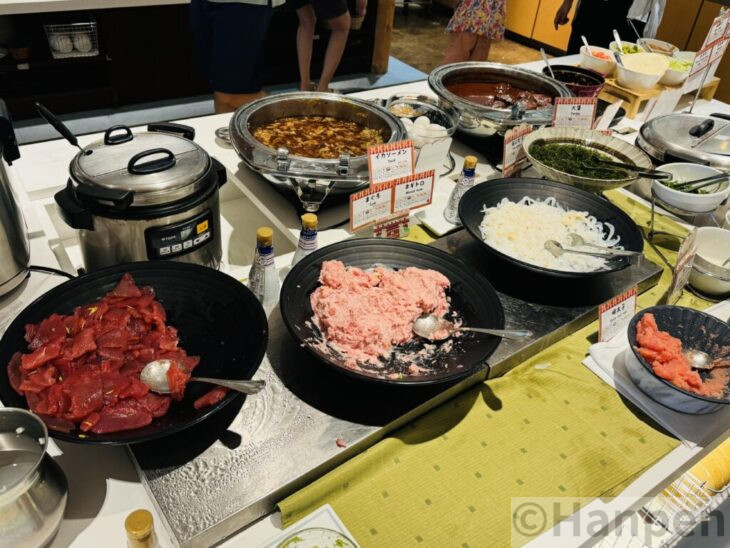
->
[145,210,214,260]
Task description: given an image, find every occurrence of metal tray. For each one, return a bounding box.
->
[130,229,663,547]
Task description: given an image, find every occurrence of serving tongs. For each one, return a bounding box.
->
[593,158,672,180]
[669,172,730,193]
[545,238,642,265]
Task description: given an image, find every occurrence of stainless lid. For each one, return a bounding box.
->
[70,126,210,206]
[638,113,730,169]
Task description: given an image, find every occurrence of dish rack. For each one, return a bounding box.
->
[597,472,730,547]
[44,20,99,59]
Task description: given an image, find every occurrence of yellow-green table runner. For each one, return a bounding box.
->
[278,190,713,547]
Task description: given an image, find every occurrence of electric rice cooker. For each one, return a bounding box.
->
[54,123,227,271]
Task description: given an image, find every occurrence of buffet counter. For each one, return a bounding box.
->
[2,55,730,547]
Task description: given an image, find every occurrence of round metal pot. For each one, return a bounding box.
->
[54,123,227,271]
[0,408,68,546]
[229,92,407,189]
[428,62,572,137]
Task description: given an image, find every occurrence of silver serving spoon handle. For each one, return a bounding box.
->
[686,349,730,371]
[412,314,532,342]
[141,359,265,396]
[545,240,631,260]
[567,234,642,257]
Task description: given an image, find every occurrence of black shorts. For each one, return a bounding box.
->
[289,0,348,21]
[190,0,273,94]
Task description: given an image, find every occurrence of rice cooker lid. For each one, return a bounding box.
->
[640,113,730,167]
[70,127,211,206]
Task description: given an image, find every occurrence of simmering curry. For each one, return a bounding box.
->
[251,116,385,158]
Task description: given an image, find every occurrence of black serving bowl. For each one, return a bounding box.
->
[0,262,268,444]
[279,239,504,385]
[625,306,730,415]
[457,177,644,305]
[542,65,605,97]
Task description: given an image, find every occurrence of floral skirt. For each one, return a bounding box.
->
[447,0,506,40]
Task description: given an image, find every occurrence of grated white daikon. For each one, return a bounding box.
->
[479,196,622,272]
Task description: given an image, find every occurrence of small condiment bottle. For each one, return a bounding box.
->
[291,213,318,267]
[125,509,159,548]
[443,155,477,225]
[248,226,280,307]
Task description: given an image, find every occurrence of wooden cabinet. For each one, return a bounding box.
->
[505,0,539,38]
[530,0,577,51]
[655,0,703,50]
[688,1,722,51]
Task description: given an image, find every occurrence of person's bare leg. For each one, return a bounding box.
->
[316,12,351,91]
[468,36,492,61]
[213,90,267,113]
[296,6,317,91]
[442,31,477,65]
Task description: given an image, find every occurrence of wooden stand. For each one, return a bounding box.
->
[598,76,721,119]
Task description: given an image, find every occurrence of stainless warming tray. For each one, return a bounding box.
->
[429,62,571,137]
[230,92,406,195]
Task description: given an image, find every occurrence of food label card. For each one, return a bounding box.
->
[349,183,393,232]
[552,97,598,129]
[642,88,683,123]
[373,211,410,239]
[594,100,623,130]
[502,124,532,177]
[392,170,435,213]
[368,140,414,185]
[598,287,637,343]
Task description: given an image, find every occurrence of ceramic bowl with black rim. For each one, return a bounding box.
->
[523,127,654,192]
[625,305,730,415]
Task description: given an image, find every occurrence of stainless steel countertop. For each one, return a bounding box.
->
[131,229,663,547]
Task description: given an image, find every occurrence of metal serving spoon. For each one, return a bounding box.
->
[686,349,730,370]
[412,314,533,342]
[545,240,641,260]
[140,359,265,395]
[540,48,555,79]
[566,234,642,257]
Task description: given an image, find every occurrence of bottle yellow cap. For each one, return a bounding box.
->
[256,227,274,246]
[125,509,153,540]
[301,213,318,230]
[464,156,478,170]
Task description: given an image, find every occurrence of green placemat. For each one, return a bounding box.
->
[279,190,713,547]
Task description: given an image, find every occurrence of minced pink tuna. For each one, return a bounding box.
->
[310,260,451,368]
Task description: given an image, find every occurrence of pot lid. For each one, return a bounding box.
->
[639,113,730,167]
[70,126,210,206]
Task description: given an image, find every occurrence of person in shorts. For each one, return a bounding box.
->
[292,0,367,92]
[190,0,283,113]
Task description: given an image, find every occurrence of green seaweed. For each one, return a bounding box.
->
[530,143,630,180]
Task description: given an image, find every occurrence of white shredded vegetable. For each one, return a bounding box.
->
[479,196,623,272]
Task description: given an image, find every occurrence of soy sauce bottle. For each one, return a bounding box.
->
[248,227,280,306]
[291,213,318,267]
[125,509,159,548]
[444,155,477,225]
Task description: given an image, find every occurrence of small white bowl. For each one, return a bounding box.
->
[654,163,730,213]
[641,38,679,56]
[616,52,669,91]
[610,41,644,54]
[579,45,616,76]
[689,227,730,297]
[660,66,689,86]
[673,51,696,63]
